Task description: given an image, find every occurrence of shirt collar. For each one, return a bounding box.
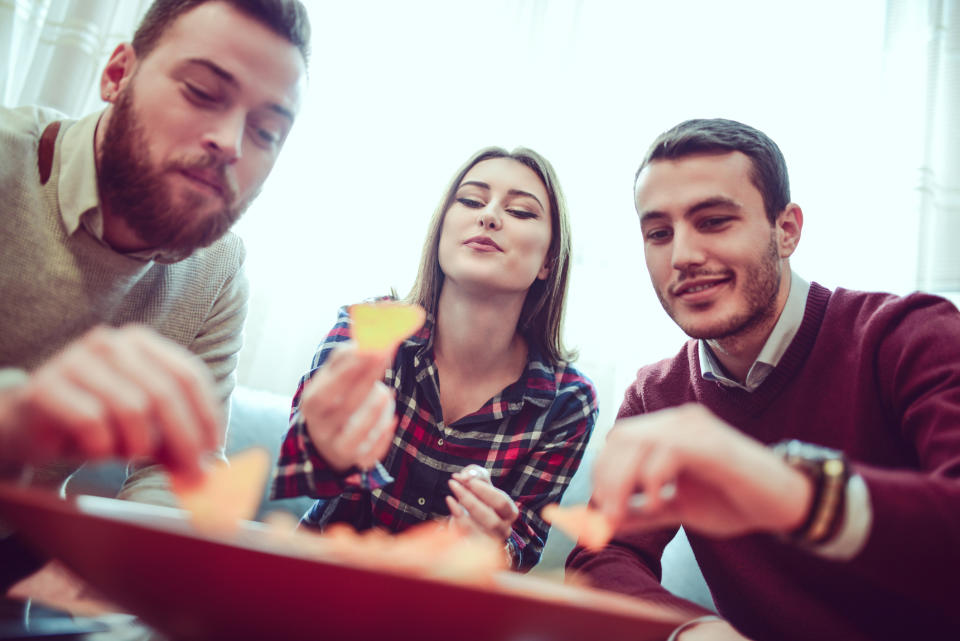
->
[56,109,191,264]
[699,270,810,391]
[404,311,558,408]
[58,110,103,239]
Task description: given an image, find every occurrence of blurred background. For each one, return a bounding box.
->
[3,0,959,442]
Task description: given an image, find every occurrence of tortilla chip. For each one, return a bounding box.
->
[171,448,270,535]
[542,504,613,550]
[348,302,426,352]
[264,519,507,584]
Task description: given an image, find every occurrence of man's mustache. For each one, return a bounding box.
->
[168,154,239,204]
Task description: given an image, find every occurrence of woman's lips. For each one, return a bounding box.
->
[463,236,502,252]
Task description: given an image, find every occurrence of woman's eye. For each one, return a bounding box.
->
[251,127,279,147]
[507,209,536,219]
[457,198,484,208]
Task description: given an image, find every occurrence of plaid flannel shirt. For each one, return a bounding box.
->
[271,305,597,572]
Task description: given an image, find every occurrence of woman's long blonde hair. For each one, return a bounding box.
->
[405,147,576,364]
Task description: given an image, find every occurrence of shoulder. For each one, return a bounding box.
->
[535,359,598,434]
[827,286,959,335]
[552,360,598,407]
[0,105,65,140]
[619,341,698,418]
[635,341,698,391]
[0,105,68,177]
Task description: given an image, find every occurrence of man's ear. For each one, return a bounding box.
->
[100,43,137,103]
[776,203,803,258]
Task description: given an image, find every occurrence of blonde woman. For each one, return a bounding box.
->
[272,147,596,572]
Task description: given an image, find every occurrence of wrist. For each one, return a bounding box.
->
[668,615,726,641]
[771,439,850,546]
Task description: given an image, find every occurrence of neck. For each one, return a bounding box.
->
[707,267,793,383]
[433,283,527,378]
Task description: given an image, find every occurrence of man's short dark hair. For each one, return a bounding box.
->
[636,118,790,224]
[133,0,311,64]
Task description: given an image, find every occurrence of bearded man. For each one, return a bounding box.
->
[567,119,960,640]
[0,0,309,587]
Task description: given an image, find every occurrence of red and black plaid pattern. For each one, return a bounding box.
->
[271,305,597,572]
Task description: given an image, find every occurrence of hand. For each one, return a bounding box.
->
[446,464,519,542]
[592,404,812,538]
[299,343,397,472]
[0,325,221,482]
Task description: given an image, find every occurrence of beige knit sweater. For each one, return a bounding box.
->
[0,105,249,505]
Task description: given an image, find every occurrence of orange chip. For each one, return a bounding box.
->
[542,503,613,550]
[348,302,426,352]
[171,448,270,535]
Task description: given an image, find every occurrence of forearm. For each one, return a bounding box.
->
[566,531,711,616]
[837,466,960,609]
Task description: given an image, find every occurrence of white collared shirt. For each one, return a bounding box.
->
[699,273,810,391]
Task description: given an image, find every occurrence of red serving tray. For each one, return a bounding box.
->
[0,483,691,641]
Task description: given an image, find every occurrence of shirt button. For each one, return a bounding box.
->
[417,497,426,506]
[438,438,444,446]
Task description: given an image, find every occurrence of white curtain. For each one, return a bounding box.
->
[0,0,150,115]
[2,0,957,435]
[883,0,960,296]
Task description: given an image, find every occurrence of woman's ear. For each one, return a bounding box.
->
[537,262,550,281]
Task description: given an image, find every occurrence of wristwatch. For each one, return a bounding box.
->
[771,439,850,546]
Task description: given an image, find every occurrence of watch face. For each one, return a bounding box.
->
[775,439,843,463]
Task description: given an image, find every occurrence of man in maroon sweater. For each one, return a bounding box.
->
[566,119,960,640]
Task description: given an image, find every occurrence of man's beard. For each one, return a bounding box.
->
[658,233,782,341]
[97,86,253,257]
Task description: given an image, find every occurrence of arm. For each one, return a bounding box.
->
[118,258,248,506]
[836,294,960,608]
[443,372,597,572]
[565,385,770,620]
[271,306,396,500]
[0,327,221,483]
[504,372,598,571]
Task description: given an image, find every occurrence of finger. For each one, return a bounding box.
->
[594,430,654,527]
[449,479,509,539]
[463,477,519,523]
[638,446,681,513]
[300,345,390,433]
[55,344,154,459]
[128,327,223,451]
[452,464,491,485]
[445,495,466,519]
[332,383,394,468]
[445,496,478,535]
[104,329,210,477]
[357,401,397,469]
[21,373,113,461]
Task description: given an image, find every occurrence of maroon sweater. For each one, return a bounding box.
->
[567,283,960,640]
